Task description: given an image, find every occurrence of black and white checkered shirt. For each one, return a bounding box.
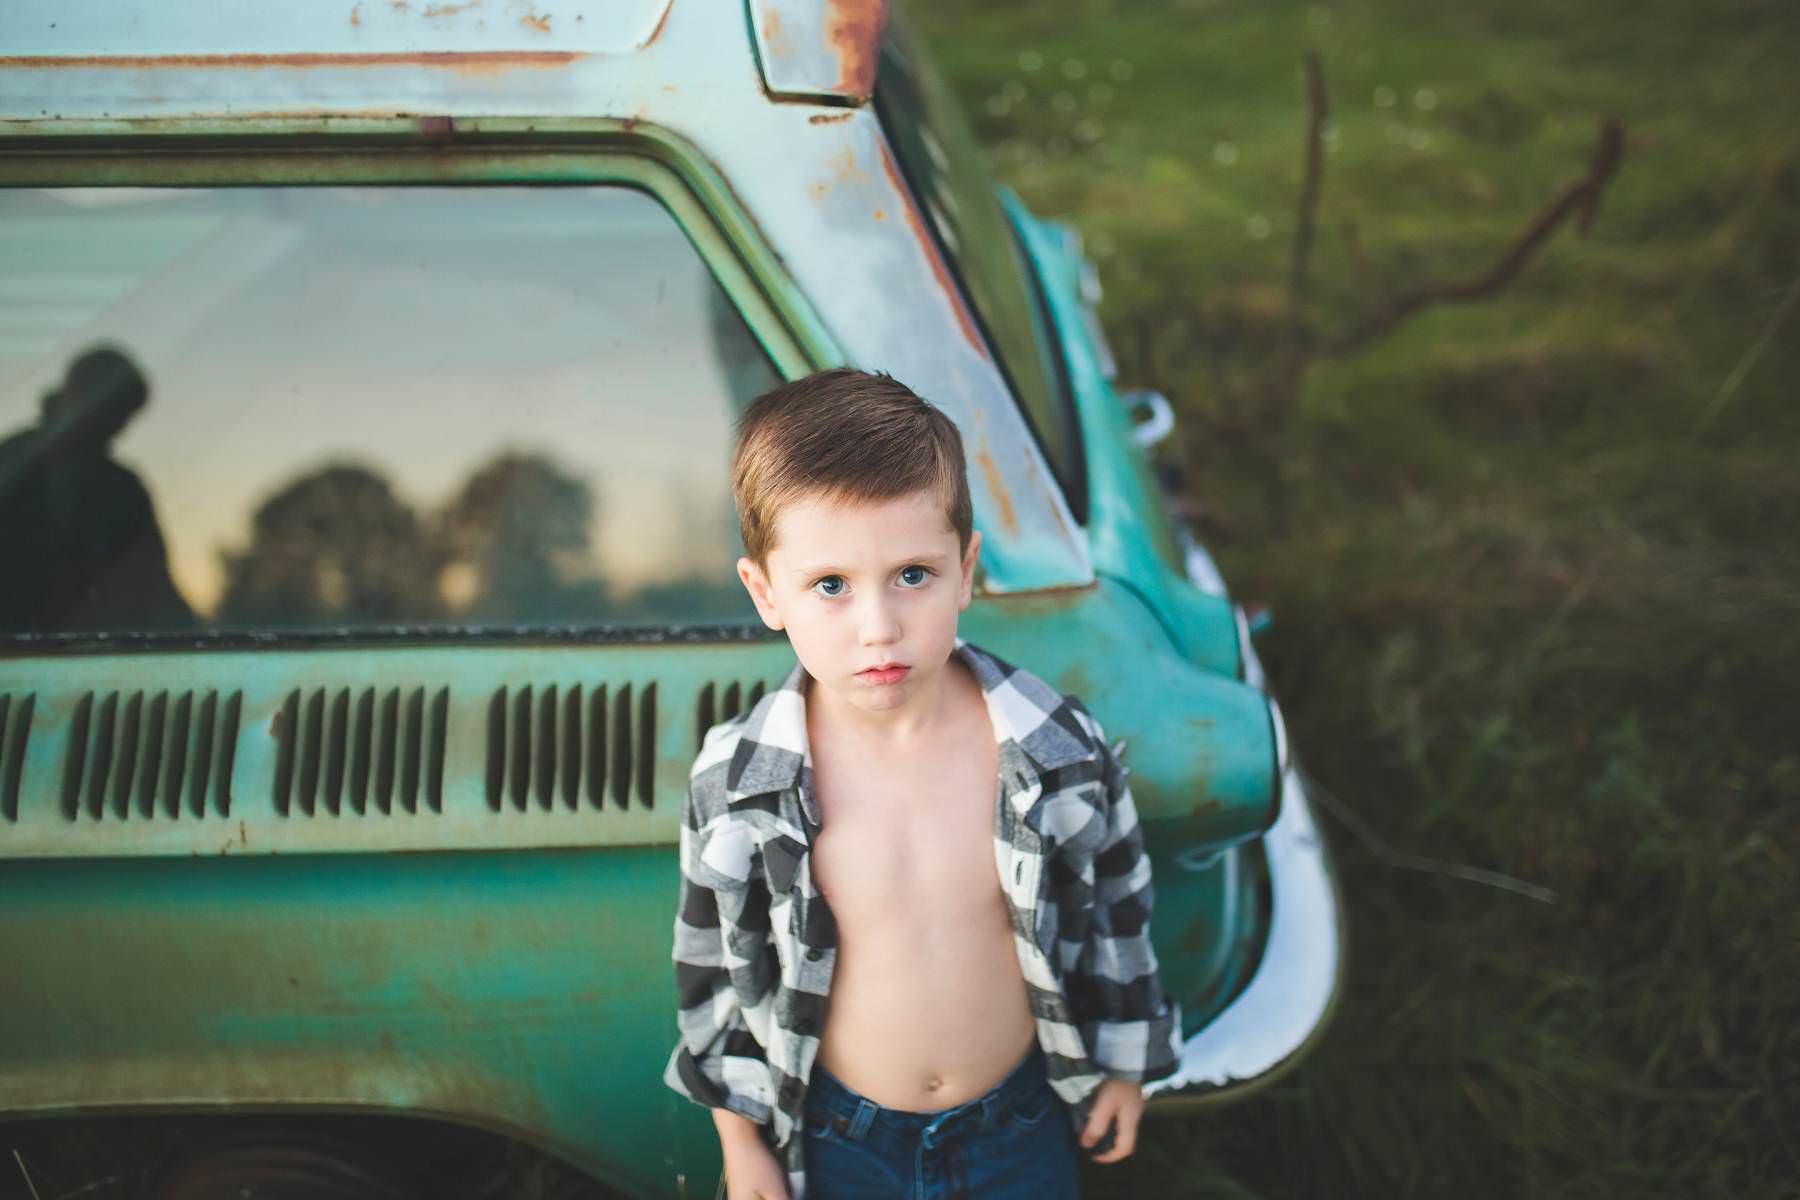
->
[664,639,1180,1198]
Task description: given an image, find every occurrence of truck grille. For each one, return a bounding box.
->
[694,679,768,750]
[60,690,241,821]
[273,686,448,817]
[484,682,658,813]
[1,692,33,822]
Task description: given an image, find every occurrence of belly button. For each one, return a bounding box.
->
[926,1077,942,1091]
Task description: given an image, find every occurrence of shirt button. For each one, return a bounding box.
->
[805,947,823,962]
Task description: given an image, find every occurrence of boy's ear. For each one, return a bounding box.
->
[957,530,982,609]
[737,555,786,631]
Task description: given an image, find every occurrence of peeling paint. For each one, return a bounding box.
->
[421,0,482,17]
[876,141,985,356]
[975,439,1020,538]
[808,110,852,125]
[762,7,786,54]
[519,11,551,34]
[822,0,887,100]
[637,0,674,48]
[0,51,582,72]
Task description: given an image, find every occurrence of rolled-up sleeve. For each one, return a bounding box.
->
[1075,729,1182,1084]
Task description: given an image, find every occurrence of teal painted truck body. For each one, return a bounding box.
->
[0,2,1342,1195]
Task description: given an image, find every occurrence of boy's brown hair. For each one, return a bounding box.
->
[732,368,973,566]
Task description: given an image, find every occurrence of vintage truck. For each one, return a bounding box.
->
[0,2,1343,1195]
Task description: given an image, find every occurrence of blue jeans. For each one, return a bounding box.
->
[801,1047,1080,1200]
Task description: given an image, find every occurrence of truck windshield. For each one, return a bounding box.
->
[0,185,775,640]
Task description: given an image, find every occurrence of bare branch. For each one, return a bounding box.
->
[1290,50,1329,324]
[1330,116,1626,354]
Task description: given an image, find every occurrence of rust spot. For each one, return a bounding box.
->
[350,3,364,27]
[1,51,583,73]
[239,820,248,845]
[519,10,550,33]
[873,206,886,221]
[288,975,299,988]
[876,142,984,355]
[422,0,481,17]
[1191,798,1221,822]
[390,0,410,9]
[639,0,675,47]
[1018,444,1073,540]
[825,144,867,185]
[1182,916,1215,953]
[809,110,853,125]
[762,6,786,54]
[975,438,1020,537]
[823,0,890,101]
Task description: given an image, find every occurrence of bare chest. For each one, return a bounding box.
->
[808,744,1003,928]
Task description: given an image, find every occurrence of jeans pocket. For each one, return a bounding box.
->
[1002,1087,1058,1131]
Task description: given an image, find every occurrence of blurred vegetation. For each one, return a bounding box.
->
[908,0,1798,1196]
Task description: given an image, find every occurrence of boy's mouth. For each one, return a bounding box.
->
[856,663,910,685]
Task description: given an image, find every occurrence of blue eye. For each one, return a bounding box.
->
[813,575,846,597]
[897,566,929,588]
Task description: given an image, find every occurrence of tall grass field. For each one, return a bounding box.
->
[907,0,1798,1195]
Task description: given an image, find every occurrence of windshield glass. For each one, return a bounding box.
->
[0,185,776,639]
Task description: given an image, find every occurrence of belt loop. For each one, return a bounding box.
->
[847,1096,878,1140]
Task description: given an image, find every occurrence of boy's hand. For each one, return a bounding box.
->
[1080,1078,1145,1163]
[713,1109,790,1200]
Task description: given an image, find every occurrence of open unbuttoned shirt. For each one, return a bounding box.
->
[663,639,1181,1198]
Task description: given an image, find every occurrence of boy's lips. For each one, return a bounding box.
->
[856,663,910,685]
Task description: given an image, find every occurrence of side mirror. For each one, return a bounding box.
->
[1119,388,1175,449]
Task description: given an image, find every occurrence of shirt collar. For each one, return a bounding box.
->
[723,639,1097,816]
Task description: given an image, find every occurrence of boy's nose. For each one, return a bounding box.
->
[857,595,901,645]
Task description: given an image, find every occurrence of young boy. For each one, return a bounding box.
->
[665,369,1180,1199]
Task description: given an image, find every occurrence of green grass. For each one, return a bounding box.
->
[909,0,1800,1195]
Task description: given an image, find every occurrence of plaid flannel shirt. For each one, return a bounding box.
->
[664,639,1180,1198]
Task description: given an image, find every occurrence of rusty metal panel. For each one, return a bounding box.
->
[0,0,674,57]
[747,0,890,104]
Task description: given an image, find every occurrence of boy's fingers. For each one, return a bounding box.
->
[1079,1094,1117,1146]
[1092,1108,1139,1162]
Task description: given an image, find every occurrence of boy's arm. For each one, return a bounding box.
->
[664,797,776,1120]
[1073,712,1183,1085]
[664,784,791,1198]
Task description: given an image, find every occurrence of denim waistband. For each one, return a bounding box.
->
[804,1045,1051,1145]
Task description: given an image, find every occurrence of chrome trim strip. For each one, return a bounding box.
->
[1146,763,1345,1104]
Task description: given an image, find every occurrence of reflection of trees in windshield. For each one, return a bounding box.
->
[0,345,195,634]
[437,451,606,622]
[217,463,445,627]
[216,451,606,629]
[3,346,758,637]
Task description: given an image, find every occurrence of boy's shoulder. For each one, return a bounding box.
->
[688,641,1109,819]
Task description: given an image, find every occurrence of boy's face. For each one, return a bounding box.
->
[737,488,981,716]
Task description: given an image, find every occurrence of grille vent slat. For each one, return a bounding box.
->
[58,689,238,821]
[694,679,770,752]
[487,680,660,814]
[1,693,35,823]
[274,686,447,818]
